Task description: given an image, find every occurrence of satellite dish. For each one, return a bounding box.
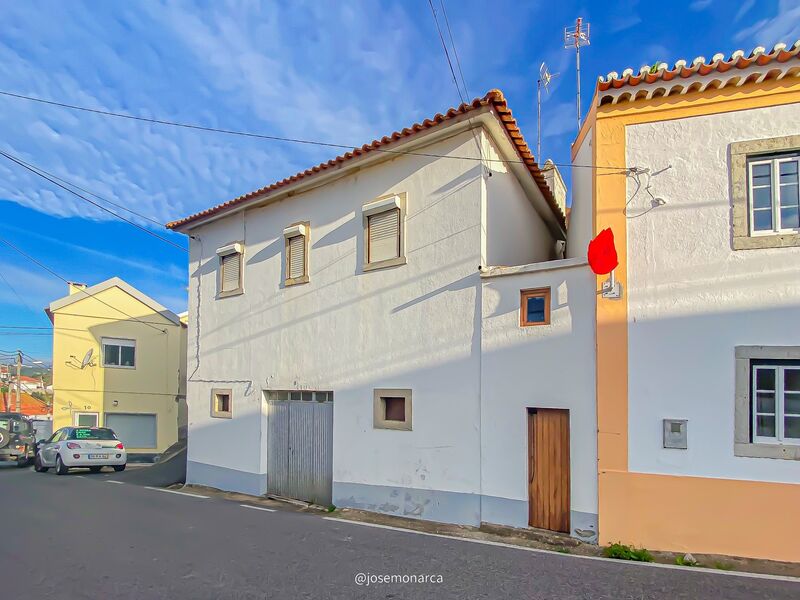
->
[80,348,93,369]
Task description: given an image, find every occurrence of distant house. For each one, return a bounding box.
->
[47,278,187,457]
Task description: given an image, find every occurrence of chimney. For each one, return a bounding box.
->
[542,159,567,218]
[68,282,88,295]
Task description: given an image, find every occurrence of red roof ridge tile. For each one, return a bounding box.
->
[596,40,800,94]
[167,89,564,231]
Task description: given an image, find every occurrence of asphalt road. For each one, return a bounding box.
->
[1,464,797,600]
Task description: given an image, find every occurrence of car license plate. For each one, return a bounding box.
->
[88,454,108,459]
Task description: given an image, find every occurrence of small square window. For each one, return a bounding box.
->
[373,388,412,430]
[520,288,551,327]
[211,388,232,418]
[384,397,406,421]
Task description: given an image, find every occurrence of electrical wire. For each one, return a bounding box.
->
[439,0,471,103]
[0,150,187,252]
[5,159,165,227]
[0,236,167,334]
[427,0,466,104]
[0,89,629,171]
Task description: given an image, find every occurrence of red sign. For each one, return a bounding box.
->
[588,228,618,275]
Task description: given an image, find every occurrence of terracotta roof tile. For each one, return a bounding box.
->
[596,40,800,104]
[167,90,564,231]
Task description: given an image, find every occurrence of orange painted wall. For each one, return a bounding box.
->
[589,79,800,562]
[601,471,800,562]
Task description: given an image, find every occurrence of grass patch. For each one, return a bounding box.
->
[713,561,734,571]
[555,547,571,554]
[674,555,698,567]
[602,543,654,562]
[326,504,336,513]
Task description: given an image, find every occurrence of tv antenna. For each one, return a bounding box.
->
[80,348,93,369]
[564,17,591,131]
[537,62,559,161]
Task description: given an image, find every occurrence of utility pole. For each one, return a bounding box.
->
[15,350,22,413]
[564,17,591,132]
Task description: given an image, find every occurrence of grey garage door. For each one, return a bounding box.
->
[105,413,157,449]
[266,391,333,506]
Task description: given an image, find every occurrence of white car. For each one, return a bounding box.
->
[34,426,127,475]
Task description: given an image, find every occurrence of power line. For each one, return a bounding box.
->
[7,159,165,227]
[438,0,470,102]
[0,236,167,334]
[0,150,187,252]
[0,89,628,171]
[427,0,467,103]
[0,268,40,317]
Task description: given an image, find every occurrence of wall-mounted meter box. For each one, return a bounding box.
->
[663,419,687,449]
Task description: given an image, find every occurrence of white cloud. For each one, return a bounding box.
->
[609,15,642,33]
[734,0,800,43]
[734,0,756,22]
[689,0,712,11]
[542,102,576,140]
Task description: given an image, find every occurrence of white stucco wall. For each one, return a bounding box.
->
[480,260,597,537]
[626,103,800,484]
[185,129,488,507]
[567,128,593,259]
[484,134,555,267]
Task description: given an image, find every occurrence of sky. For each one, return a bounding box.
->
[0,0,798,361]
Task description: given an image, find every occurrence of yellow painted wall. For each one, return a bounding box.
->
[51,284,186,453]
[582,79,800,562]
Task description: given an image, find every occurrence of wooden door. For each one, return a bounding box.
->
[527,408,570,533]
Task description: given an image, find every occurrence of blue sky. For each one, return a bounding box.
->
[0,0,798,360]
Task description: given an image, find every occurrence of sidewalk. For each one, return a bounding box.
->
[179,484,800,580]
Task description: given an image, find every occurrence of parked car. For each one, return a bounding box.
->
[0,412,36,467]
[34,427,127,475]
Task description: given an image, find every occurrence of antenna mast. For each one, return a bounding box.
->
[564,17,591,131]
[536,62,558,161]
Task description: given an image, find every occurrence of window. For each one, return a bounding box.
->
[265,390,333,403]
[734,347,800,460]
[731,136,800,250]
[211,388,232,418]
[363,193,406,271]
[74,412,99,427]
[748,154,799,234]
[752,363,800,444]
[283,223,309,285]
[102,338,135,368]
[520,288,551,327]
[216,242,244,297]
[373,388,412,430]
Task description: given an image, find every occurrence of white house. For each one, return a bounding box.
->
[168,90,598,541]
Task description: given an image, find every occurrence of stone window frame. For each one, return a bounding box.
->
[283,222,310,287]
[731,135,800,250]
[734,346,800,460]
[362,192,407,272]
[211,388,233,419]
[373,388,412,431]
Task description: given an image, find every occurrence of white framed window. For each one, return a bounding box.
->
[748,154,800,236]
[283,223,309,285]
[216,242,244,297]
[102,337,136,368]
[363,194,406,271]
[752,362,800,445]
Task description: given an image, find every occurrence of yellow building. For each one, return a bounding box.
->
[47,278,187,457]
[571,42,800,562]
